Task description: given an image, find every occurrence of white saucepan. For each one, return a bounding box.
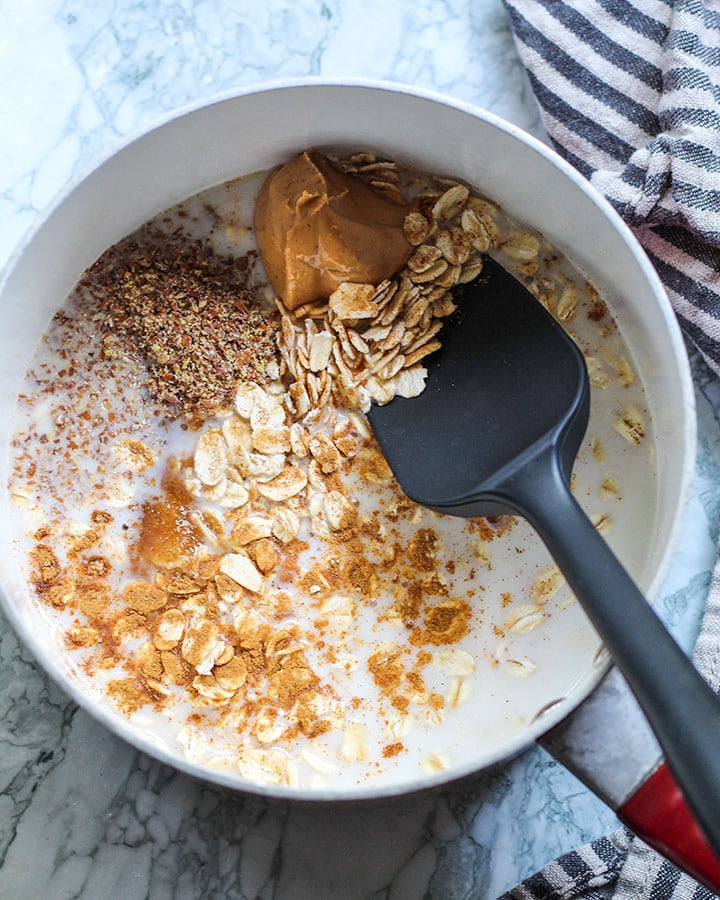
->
[1,80,716,888]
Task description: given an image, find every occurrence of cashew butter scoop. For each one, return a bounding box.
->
[254,149,413,310]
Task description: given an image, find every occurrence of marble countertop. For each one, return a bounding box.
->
[2,1,719,897]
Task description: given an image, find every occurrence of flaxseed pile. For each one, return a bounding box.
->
[86,228,279,420]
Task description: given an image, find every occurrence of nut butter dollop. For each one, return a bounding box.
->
[254,149,413,310]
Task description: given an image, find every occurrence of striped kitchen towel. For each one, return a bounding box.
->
[500,828,715,899]
[500,1,720,898]
[503,0,720,372]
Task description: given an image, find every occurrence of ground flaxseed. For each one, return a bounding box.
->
[82,227,280,421]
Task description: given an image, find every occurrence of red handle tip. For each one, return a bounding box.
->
[619,762,720,894]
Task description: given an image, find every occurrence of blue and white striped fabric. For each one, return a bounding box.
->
[500,1,720,898]
[501,831,631,899]
[504,0,720,373]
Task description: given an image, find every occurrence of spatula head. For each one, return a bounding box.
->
[366,256,590,517]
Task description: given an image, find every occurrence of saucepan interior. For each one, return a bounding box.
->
[0,80,695,801]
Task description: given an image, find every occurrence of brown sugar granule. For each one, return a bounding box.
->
[411,598,471,646]
[143,679,172,705]
[247,538,279,574]
[200,585,220,621]
[474,518,499,542]
[268,655,318,710]
[357,446,394,485]
[333,429,357,458]
[397,581,423,628]
[406,670,426,696]
[308,432,341,474]
[77,583,111,620]
[425,600,469,639]
[90,510,114,526]
[197,556,222,581]
[181,619,220,668]
[81,555,112,579]
[311,465,345,495]
[423,575,449,598]
[344,546,378,598]
[161,649,192,685]
[382,742,404,758]
[216,655,248,688]
[138,644,164,680]
[43,575,76,610]
[98,654,119,671]
[240,646,266,677]
[322,551,345,583]
[31,544,61,584]
[193,655,248,698]
[297,568,332,601]
[116,439,156,472]
[86,227,280,419]
[294,690,333,738]
[70,529,100,555]
[114,611,147,641]
[124,581,167,615]
[359,513,385,542]
[107,678,146,714]
[164,572,203,596]
[406,528,439,572]
[66,625,99,648]
[368,645,405,693]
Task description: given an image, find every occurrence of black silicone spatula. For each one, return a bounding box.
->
[367,256,720,857]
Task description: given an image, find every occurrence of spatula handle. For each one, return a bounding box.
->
[501,449,720,860]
